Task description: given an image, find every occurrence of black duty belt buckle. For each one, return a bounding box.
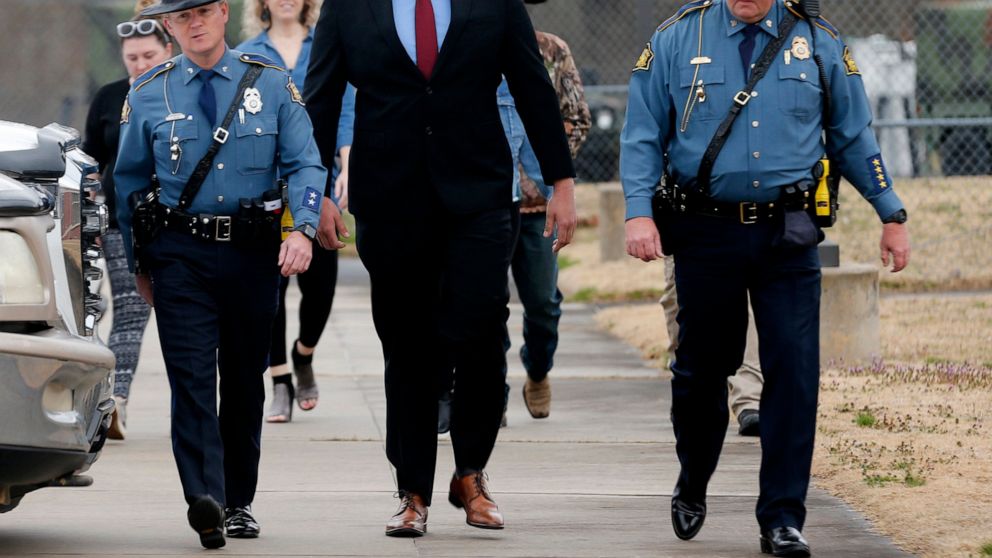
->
[215,216,232,242]
[739,202,759,224]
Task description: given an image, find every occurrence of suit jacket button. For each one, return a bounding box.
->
[425,86,433,95]
[425,126,433,135]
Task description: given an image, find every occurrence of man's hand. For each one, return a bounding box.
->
[625,216,663,262]
[880,222,910,272]
[316,196,349,250]
[279,231,313,276]
[545,178,577,252]
[136,273,154,307]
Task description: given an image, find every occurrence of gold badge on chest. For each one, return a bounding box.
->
[791,36,811,61]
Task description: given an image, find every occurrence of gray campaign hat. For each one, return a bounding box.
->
[141,0,220,16]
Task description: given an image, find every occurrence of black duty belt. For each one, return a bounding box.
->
[159,206,275,243]
[669,188,782,224]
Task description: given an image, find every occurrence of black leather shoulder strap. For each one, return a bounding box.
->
[695,12,799,196]
[177,64,264,210]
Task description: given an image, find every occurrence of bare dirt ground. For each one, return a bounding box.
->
[575,178,992,557]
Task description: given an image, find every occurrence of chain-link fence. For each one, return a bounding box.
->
[2,0,992,183]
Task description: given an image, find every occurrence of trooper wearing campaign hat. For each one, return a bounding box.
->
[115,0,333,549]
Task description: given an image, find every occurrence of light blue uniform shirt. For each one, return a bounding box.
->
[392,0,451,63]
[115,49,327,268]
[236,29,356,181]
[620,0,904,222]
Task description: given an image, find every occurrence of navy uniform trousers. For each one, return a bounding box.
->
[669,213,821,532]
[145,230,281,509]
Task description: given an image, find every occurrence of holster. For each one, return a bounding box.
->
[129,180,163,274]
[651,174,676,256]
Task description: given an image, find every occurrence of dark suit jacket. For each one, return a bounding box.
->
[304,0,575,217]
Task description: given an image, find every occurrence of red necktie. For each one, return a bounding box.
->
[415,0,438,79]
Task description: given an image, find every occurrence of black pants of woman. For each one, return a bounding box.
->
[269,243,338,365]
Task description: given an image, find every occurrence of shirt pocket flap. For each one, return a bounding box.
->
[235,115,279,138]
[778,63,818,85]
[679,65,726,88]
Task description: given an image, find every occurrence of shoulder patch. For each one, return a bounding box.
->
[133,60,176,92]
[658,0,711,33]
[240,53,286,72]
[633,42,655,72]
[287,77,305,106]
[120,94,131,124]
[843,46,861,76]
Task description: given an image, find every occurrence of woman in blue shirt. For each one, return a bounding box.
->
[238,0,356,422]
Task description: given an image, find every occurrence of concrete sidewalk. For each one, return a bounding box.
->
[0,258,911,557]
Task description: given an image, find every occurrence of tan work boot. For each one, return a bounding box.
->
[522,377,551,419]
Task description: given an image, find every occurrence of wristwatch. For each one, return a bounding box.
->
[294,223,318,239]
[881,209,908,224]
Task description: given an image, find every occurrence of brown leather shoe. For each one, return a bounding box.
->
[448,472,504,529]
[522,377,551,419]
[385,492,428,537]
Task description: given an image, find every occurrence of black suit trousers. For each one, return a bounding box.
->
[356,198,514,505]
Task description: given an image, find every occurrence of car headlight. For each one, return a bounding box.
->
[0,231,47,304]
[595,108,616,131]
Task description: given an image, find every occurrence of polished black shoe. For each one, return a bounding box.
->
[187,495,225,549]
[760,526,810,557]
[225,505,260,538]
[738,409,760,437]
[671,496,706,540]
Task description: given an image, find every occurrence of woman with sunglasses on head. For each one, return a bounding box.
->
[82,0,173,441]
[238,0,355,422]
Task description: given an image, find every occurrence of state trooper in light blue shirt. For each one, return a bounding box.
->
[113,0,328,548]
[619,1,911,555]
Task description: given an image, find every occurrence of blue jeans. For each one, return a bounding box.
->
[510,212,562,382]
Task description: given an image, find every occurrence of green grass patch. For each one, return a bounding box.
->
[979,542,992,556]
[855,409,877,428]
[569,287,599,303]
[864,474,898,487]
[558,255,578,270]
[925,356,953,366]
[904,474,926,488]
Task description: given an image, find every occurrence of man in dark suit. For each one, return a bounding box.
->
[304,0,577,538]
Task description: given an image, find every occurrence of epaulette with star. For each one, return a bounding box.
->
[133,58,177,92]
[239,52,286,72]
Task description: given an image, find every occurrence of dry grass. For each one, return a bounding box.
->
[564,178,992,301]
[596,295,992,558]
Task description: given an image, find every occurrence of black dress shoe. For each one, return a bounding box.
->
[760,526,810,557]
[188,495,225,549]
[738,409,760,437]
[671,496,706,540]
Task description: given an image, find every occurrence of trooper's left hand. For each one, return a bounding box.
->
[880,222,910,273]
[279,231,313,276]
[546,178,577,253]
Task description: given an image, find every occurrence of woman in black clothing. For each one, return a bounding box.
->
[83,8,173,441]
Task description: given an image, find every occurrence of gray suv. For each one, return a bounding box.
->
[0,121,113,513]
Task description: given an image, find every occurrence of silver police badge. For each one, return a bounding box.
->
[791,36,811,61]
[243,87,263,115]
